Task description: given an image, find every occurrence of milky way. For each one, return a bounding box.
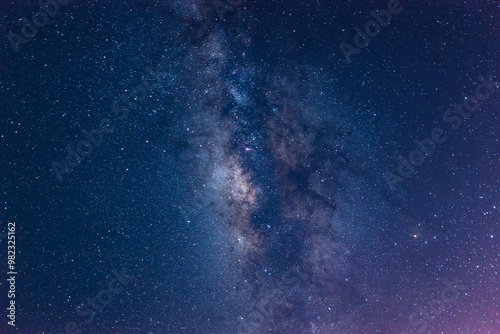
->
[2,0,499,333]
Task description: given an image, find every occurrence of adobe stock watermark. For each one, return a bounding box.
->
[7,0,70,53]
[51,64,167,182]
[340,0,404,64]
[236,264,311,333]
[50,267,135,334]
[400,278,466,334]
[385,72,499,192]
[212,0,243,22]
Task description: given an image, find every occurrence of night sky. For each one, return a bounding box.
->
[1,0,499,333]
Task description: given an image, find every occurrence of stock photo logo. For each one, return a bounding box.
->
[2,0,499,333]
[339,0,404,64]
[7,0,71,53]
[385,73,499,192]
[50,267,136,334]
[51,65,167,182]
[400,278,467,334]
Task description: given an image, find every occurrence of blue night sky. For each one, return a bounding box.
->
[0,0,499,333]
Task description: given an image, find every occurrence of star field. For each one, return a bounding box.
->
[1,0,499,333]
